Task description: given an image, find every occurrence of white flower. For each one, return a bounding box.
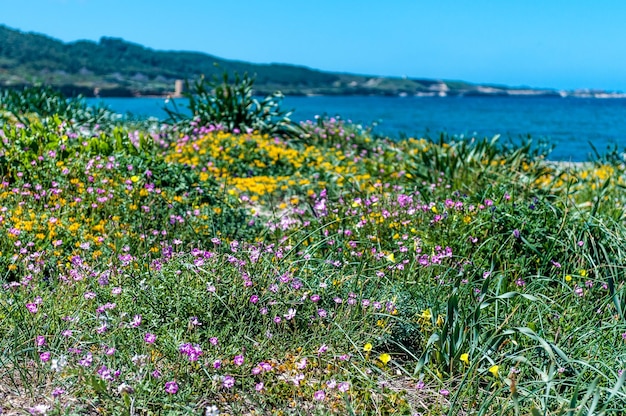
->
[283,308,296,320]
[50,355,67,372]
[117,383,134,395]
[28,404,49,415]
[205,405,220,416]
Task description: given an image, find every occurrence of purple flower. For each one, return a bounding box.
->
[255,382,264,392]
[337,381,350,392]
[39,352,51,362]
[152,369,161,378]
[249,295,259,304]
[78,352,93,367]
[296,358,307,370]
[52,388,65,397]
[574,286,584,297]
[213,359,222,369]
[314,390,326,401]
[234,354,244,366]
[144,333,156,344]
[179,343,203,361]
[130,315,142,327]
[96,323,108,334]
[26,303,38,314]
[222,375,235,388]
[209,337,218,346]
[318,344,328,354]
[165,381,179,394]
[35,336,46,346]
[102,345,116,356]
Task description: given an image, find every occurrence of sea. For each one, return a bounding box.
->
[85,96,626,162]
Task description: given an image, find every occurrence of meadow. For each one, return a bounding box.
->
[1,80,626,415]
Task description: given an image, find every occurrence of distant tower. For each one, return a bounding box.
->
[174,80,183,97]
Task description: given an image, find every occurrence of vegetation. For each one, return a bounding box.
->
[0,86,626,415]
[164,73,301,137]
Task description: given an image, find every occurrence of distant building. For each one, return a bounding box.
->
[174,80,183,97]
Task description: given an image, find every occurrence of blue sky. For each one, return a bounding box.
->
[2,0,625,91]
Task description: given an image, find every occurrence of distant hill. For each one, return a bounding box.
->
[0,24,617,98]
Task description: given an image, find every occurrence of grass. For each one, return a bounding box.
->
[0,93,626,415]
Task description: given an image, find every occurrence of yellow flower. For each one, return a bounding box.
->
[130,175,140,183]
[460,353,469,365]
[363,343,373,352]
[379,353,391,365]
[580,269,587,277]
[488,365,499,377]
[565,274,572,282]
[385,253,395,263]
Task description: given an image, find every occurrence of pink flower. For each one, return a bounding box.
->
[52,388,65,397]
[26,303,38,314]
[78,352,93,367]
[35,336,46,346]
[103,346,116,356]
[222,375,235,388]
[165,381,179,394]
[234,354,244,366]
[255,382,264,392]
[130,315,142,327]
[39,352,51,362]
[337,381,350,392]
[314,390,326,401]
[144,333,156,344]
[96,323,108,334]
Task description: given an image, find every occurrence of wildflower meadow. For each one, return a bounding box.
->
[1,81,626,415]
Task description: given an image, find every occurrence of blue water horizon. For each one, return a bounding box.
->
[86,96,626,162]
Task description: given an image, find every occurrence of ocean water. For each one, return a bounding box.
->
[86,96,626,161]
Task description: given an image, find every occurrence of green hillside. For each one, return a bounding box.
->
[0,24,560,97]
[0,24,482,97]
